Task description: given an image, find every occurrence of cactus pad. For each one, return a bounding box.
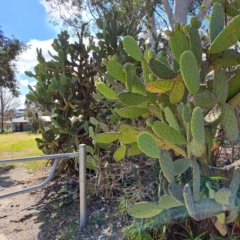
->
[173,158,192,175]
[225,210,238,223]
[188,139,206,157]
[159,150,175,183]
[158,195,184,209]
[113,144,126,161]
[118,107,149,118]
[128,202,163,218]
[164,140,187,157]
[191,107,205,145]
[146,80,174,93]
[213,69,228,104]
[227,71,240,100]
[148,104,164,121]
[152,121,187,145]
[148,59,176,79]
[210,3,224,43]
[204,105,222,126]
[106,61,125,82]
[168,182,185,204]
[169,30,189,62]
[209,14,240,54]
[133,75,146,94]
[214,188,231,206]
[137,132,161,158]
[192,158,200,202]
[118,92,147,106]
[228,92,240,109]
[180,51,200,95]
[170,78,185,104]
[221,103,239,142]
[128,143,141,156]
[119,132,137,144]
[119,124,138,134]
[122,36,143,61]
[96,83,118,100]
[216,213,226,224]
[193,90,217,109]
[96,132,121,143]
[164,107,182,133]
[182,104,192,123]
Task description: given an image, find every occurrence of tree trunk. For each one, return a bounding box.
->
[174,0,192,24]
[147,12,157,48]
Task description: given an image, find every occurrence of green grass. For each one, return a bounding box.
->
[0,132,47,170]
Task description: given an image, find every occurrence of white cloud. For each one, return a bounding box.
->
[16,95,26,109]
[15,39,54,74]
[19,79,37,87]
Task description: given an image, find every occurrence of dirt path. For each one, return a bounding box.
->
[0,166,126,240]
[0,166,51,240]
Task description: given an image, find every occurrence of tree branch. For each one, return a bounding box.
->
[162,0,175,30]
[197,0,212,22]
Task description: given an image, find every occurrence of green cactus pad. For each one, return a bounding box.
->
[204,105,222,126]
[188,139,206,157]
[170,78,185,104]
[128,202,163,218]
[193,90,218,109]
[205,128,213,157]
[159,150,175,183]
[118,107,148,118]
[206,181,216,198]
[225,210,238,223]
[164,141,187,157]
[168,183,185,204]
[182,104,192,123]
[221,103,239,142]
[113,144,126,161]
[228,92,240,109]
[148,59,176,79]
[209,14,240,54]
[141,58,151,83]
[169,30,189,63]
[173,158,192,175]
[132,75,147,94]
[118,92,147,106]
[210,3,224,43]
[164,107,182,133]
[152,121,187,145]
[188,27,202,65]
[177,103,184,127]
[183,184,195,218]
[146,80,174,93]
[200,60,210,82]
[192,158,200,202]
[137,132,161,158]
[210,49,240,68]
[227,71,240,100]
[119,132,137,144]
[180,51,200,95]
[122,36,143,61]
[119,124,138,134]
[128,143,141,156]
[158,195,184,209]
[106,61,125,82]
[213,69,228,104]
[96,83,118,100]
[215,187,231,206]
[96,132,121,143]
[148,104,164,121]
[229,167,240,201]
[216,213,226,224]
[191,107,205,145]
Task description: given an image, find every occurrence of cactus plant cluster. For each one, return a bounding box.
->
[95,3,240,235]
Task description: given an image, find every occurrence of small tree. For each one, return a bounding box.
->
[0,87,20,132]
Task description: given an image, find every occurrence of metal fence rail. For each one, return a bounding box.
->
[0,144,87,228]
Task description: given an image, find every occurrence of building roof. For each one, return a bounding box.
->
[12,117,29,123]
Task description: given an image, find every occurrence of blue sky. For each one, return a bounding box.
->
[0,0,60,108]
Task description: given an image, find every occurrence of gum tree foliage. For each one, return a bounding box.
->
[0,29,28,95]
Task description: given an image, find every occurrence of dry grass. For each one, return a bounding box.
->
[0,132,47,170]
